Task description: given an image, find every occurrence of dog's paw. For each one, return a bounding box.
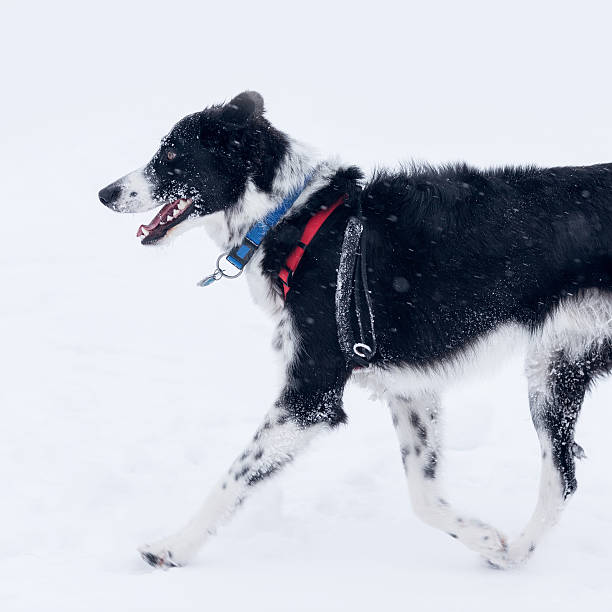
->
[140,549,179,569]
[482,537,535,569]
[482,550,513,570]
[139,542,186,569]
[455,519,508,559]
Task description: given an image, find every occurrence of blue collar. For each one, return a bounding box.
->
[198,175,312,287]
[226,175,312,270]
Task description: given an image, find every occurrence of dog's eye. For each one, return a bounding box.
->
[166,149,177,161]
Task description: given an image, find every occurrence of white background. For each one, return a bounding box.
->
[2,1,612,610]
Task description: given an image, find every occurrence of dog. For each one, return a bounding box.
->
[99,91,612,569]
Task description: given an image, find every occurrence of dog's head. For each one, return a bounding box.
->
[98,91,287,244]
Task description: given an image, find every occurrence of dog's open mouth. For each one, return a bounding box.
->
[136,198,194,244]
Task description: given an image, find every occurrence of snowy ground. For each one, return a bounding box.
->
[3,1,612,610]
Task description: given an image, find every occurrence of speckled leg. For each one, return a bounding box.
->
[140,384,345,568]
[389,391,508,560]
[484,346,595,568]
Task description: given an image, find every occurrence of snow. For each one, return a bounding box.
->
[2,0,612,609]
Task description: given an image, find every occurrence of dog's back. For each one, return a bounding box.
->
[361,162,612,365]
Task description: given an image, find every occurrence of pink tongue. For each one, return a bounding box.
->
[137,199,181,237]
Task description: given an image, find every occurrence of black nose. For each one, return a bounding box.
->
[98,183,122,207]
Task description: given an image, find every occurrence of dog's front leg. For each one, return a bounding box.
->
[389,391,509,561]
[139,383,346,568]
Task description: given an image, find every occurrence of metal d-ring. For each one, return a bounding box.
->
[353,342,373,359]
[216,252,243,279]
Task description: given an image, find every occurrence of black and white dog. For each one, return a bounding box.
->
[99,91,612,569]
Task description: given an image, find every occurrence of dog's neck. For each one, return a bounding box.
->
[202,140,338,251]
[199,139,340,315]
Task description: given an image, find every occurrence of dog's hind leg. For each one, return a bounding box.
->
[483,340,612,568]
[139,380,347,569]
[388,391,509,560]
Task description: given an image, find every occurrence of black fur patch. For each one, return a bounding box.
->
[423,452,438,479]
[536,341,612,498]
[246,463,282,487]
[234,465,250,481]
[410,411,428,443]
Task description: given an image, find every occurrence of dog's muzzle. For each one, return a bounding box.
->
[99,168,195,245]
[98,181,123,209]
[98,168,158,214]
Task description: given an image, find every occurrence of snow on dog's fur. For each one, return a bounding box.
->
[99,91,612,569]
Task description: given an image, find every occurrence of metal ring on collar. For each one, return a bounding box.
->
[353,343,373,359]
[216,252,244,279]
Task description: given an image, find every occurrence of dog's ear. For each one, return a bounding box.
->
[222,91,264,125]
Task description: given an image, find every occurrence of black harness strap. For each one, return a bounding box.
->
[335,208,377,368]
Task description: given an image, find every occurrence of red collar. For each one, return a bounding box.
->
[278,194,347,299]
